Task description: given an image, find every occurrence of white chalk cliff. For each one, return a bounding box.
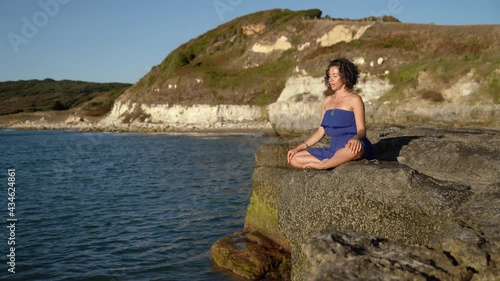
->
[100,101,271,130]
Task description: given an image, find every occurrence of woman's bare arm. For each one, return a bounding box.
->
[287,96,330,162]
[345,95,366,153]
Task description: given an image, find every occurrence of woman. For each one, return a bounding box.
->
[287,58,374,169]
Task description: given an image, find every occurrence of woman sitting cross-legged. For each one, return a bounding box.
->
[287,58,375,170]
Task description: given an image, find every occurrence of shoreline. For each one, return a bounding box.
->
[3,120,499,135]
[1,108,499,138]
[0,122,279,137]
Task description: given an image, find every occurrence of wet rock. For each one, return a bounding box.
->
[210,231,291,280]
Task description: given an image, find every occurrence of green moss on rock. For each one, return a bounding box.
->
[245,167,291,251]
[210,231,291,280]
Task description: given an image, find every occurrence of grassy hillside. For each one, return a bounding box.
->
[126,9,324,106]
[0,79,131,116]
[120,9,499,107]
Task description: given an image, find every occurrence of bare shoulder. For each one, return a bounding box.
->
[349,93,363,102]
[347,93,364,111]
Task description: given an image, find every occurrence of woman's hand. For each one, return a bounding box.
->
[287,147,301,163]
[346,138,362,154]
[288,142,310,163]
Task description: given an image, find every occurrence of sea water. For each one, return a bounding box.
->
[0,129,275,281]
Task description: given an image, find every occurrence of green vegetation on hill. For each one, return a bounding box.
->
[323,15,400,22]
[159,9,323,76]
[0,79,131,116]
[130,9,324,105]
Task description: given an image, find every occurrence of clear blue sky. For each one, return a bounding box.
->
[1,0,498,83]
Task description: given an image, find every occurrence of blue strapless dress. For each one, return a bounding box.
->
[308,109,375,160]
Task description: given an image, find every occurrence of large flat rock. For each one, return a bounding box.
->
[213,125,500,280]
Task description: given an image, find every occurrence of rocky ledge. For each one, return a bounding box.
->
[210,125,500,281]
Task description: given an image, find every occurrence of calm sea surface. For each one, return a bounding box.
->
[0,129,276,281]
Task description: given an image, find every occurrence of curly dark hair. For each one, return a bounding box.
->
[324,58,360,90]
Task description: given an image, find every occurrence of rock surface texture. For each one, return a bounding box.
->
[210,125,500,281]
